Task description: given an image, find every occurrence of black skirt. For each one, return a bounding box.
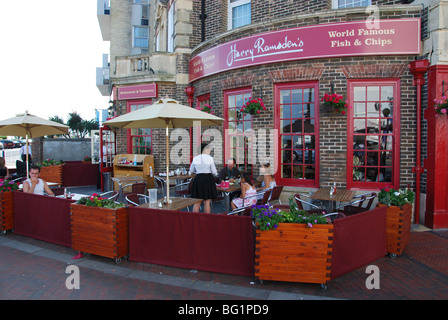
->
[191,173,217,200]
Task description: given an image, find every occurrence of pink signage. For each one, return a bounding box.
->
[189,18,421,82]
[118,83,158,100]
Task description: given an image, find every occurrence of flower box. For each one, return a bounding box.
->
[0,191,14,233]
[255,223,333,287]
[377,203,412,257]
[70,204,129,262]
[39,164,63,185]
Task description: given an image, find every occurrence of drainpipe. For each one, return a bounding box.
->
[199,0,207,42]
[408,59,429,225]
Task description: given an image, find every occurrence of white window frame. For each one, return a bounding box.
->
[332,0,371,9]
[167,4,174,52]
[227,0,251,30]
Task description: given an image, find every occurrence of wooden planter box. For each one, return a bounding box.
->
[0,191,14,233]
[40,164,63,185]
[255,223,333,288]
[378,203,412,257]
[70,204,129,262]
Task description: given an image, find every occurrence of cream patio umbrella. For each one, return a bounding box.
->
[105,98,224,203]
[0,112,69,177]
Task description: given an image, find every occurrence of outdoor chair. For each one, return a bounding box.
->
[122,182,147,195]
[226,206,252,216]
[294,193,325,214]
[155,177,166,198]
[174,178,192,198]
[50,186,65,196]
[125,193,150,206]
[267,185,283,205]
[256,189,271,205]
[323,211,346,222]
[337,192,377,216]
[100,190,119,201]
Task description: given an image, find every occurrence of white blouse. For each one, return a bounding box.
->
[189,154,217,176]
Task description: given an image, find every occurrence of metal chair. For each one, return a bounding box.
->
[294,193,325,213]
[337,192,377,215]
[100,190,119,200]
[125,193,150,206]
[267,185,283,204]
[155,177,166,198]
[174,179,192,198]
[323,211,346,222]
[122,182,147,194]
[256,189,271,205]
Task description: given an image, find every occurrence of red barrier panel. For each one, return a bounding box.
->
[129,206,255,277]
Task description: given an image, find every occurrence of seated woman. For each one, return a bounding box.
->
[231,172,257,210]
[0,157,10,179]
[257,163,276,199]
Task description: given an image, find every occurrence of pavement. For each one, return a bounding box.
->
[1,186,448,302]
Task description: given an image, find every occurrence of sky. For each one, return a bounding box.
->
[0,0,111,124]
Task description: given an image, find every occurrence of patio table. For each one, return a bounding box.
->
[310,187,355,212]
[138,196,202,211]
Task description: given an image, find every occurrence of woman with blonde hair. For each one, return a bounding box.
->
[257,163,276,199]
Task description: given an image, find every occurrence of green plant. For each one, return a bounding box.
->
[321,93,349,115]
[39,158,63,167]
[240,97,266,115]
[378,186,415,207]
[76,193,125,209]
[434,96,448,115]
[196,103,214,114]
[0,179,20,193]
[251,196,329,231]
[83,156,92,162]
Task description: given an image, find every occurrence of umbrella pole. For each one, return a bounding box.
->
[166,122,170,204]
[26,134,29,178]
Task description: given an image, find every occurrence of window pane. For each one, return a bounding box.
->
[232,3,251,28]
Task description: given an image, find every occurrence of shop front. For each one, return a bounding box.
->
[188,17,421,196]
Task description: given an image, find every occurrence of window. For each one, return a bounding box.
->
[347,80,400,189]
[224,88,254,175]
[332,0,371,8]
[127,100,153,154]
[228,0,251,30]
[275,82,319,187]
[134,27,149,48]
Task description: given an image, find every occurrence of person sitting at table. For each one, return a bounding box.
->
[231,172,257,210]
[257,162,276,199]
[189,143,218,213]
[0,157,10,179]
[22,165,55,196]
[218,158,240,183]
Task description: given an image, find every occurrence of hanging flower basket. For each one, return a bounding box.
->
[240,97,266,115]
[434,96,448,115]
[321,93,349,115]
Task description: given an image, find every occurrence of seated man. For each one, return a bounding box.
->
[218,158,240,183]
[22,165,55,196]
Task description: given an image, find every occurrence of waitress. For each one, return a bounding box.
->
[189,143,218,213]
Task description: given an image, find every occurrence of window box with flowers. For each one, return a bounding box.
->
[0,179,19,233]
[196,103,214,115]
[434,96,448,115]
[70,194,128,262]
[252,197,333,288]
[321,93,349,115]
[240,97,266,115]
[38,159,64,186]
[376,186,415,258]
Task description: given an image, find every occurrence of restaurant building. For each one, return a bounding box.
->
[96,0,448,229]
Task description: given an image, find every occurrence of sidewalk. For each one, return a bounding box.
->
[1,220,447,300]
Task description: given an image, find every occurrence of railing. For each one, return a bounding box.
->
[114,53,176,79]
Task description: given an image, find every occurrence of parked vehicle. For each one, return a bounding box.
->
[0,139,14,149]
[0,142,4,150]
[13,141,22,148]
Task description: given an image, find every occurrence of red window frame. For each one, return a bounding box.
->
[347,79,401,189]
[223,87,254,176]
[126,99,153,154]
[274,81,320,188]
